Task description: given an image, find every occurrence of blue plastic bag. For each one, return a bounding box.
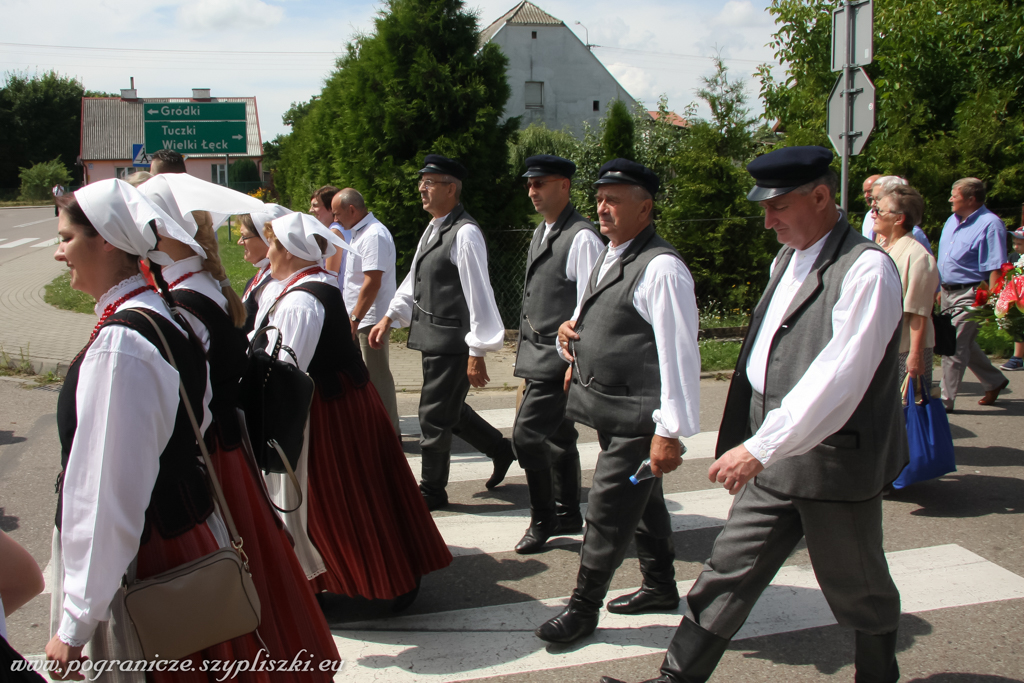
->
[892,376,956,489]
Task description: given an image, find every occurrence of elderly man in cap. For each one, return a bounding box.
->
[512,155,603,554]
[369,154,514,510]
[535,158,701,643]
[600,146,907,683]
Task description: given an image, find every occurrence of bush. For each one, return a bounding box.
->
[18,158,70,202]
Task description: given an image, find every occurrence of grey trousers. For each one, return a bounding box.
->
[512,377,579,471]
[940,286,1006,403]
[579,432,672,574]
[419,352,505,496]
[685,393,901,639]
[358,327,400,436]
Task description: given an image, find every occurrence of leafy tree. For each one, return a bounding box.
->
[228,158,260,187]
[19,158,71,201]
[659,59,775,311]
[274,0,521,273]
[0,71,89,190]
[601,99,635,162]
[758,0,1024,236]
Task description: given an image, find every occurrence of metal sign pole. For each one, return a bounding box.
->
[840,0,853,213]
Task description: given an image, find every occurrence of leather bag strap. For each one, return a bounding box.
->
[134,311,249,568]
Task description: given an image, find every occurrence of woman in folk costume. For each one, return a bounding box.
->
[238,204,292,333]
[137,176,341,676]
[254,212,452,609]
[46,179,274,681]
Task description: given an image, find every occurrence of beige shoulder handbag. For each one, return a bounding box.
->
[122,311,261,661]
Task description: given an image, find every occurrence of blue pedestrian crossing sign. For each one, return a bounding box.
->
[132,144,151,168]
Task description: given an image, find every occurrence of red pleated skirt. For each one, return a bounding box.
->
[132,441,342,682]
[306,375,452,599]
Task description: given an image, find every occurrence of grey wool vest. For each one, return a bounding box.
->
[716,218,909,502]
[565,223,682,436]
[408,204,480,355]
[515,202,601,381]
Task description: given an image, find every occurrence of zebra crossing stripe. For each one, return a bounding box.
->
[32,237,59,247]
[0,238,40,249]
[435,486,734,557]
[405,430,720,484]
[329,544,1024,682]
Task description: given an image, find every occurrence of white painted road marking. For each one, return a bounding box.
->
[11,217,55,229]
[436,487,734,557]
[400,407,515,436]
[330,544,1024,682]
[32,237,59,247]
[0,238,39,249]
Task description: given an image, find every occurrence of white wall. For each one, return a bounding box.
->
[490,24,638,138]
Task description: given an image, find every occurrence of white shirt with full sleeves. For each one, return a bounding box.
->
[58,277,213,646]
[560,237,702,440]
[539,219,605,306]
[743,233,903,466]
[247,266,334,578]
[385,212,505,357]
[163,255,228,351]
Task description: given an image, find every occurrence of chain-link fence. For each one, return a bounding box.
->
[485,228,534,329]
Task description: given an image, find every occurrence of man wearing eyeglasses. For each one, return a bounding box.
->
[536,159,701,644]
[369,154,515,510]
[510,155,603,555]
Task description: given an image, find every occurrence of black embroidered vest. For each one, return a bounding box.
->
[55,309,213,542]
[242,270,273,335]
[171,289,248,449]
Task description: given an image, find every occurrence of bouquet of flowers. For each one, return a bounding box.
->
[968,254,1024,342]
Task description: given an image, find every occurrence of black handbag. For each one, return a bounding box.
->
[238,324,315,476]
[932,307,957,356]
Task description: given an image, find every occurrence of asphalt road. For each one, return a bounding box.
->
[2,371,1022,682]
[0,207,60,265]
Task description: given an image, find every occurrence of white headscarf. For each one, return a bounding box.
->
[138,173,268,238]
[248,204,293,246]
[270,212,357,262]
[73,179,204,266]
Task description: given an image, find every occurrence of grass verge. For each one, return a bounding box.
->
[44,271,95,314]
[700,340,740,373]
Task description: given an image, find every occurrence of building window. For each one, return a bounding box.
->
[593,100,600,112]
[115,167,136,179]
[212,163,227,186]
[525,81,544,109]
[532,31,537,39]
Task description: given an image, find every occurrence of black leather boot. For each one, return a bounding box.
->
[854,630,900,683]
[486,438,516,489]
[599,617,731,682]
[607,535,679,614]
[535,566,612,643]
[419,448,449,511]
[553,454,584,532]
[516,468,559,554]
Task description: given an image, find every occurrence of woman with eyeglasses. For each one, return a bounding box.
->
[253,213,451,614]
[238,205,292,333]
[871,184,940,390]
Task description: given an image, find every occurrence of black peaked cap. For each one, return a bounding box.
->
[746,146,834,201]
[419,154,467,180]
[592,158,659,197]
[522,154,576,179]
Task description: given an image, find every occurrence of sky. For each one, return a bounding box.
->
[1,0,783,143]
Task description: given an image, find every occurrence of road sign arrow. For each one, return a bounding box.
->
[147,109,159,114]
[231,135,243,140]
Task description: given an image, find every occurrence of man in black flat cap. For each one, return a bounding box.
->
[369,154,515,510]
[600,146,907,683]
[511,155,603,554]
[535,158,702,643]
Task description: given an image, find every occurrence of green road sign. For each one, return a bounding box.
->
[145,120,247,154]
[143,102,246,122]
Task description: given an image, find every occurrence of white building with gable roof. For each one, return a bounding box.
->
[479,1,639,138]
